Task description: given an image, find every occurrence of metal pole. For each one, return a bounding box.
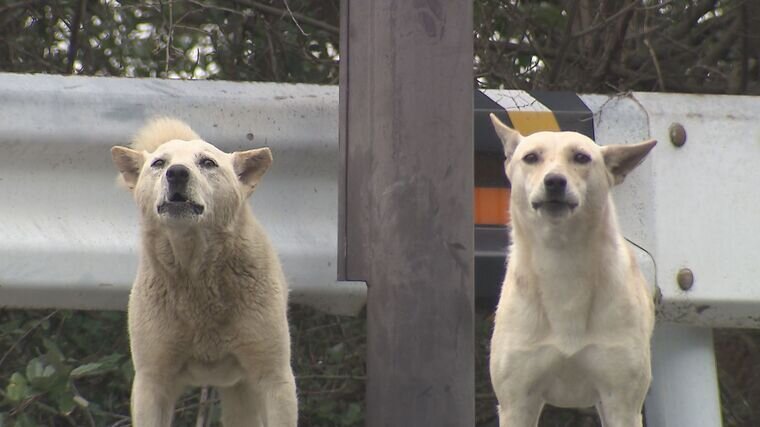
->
[645,323,723,427]
[339,1,475,425]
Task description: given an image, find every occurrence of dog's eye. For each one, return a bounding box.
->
[522,153,539,164]
[151,159,165,168]
[199,158,218,168]
[573,152,591,164]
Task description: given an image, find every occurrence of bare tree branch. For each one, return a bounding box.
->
[65,0,87,74]
[548,0,580,85]
[0,0,36,15]
[671,0,719,40]
[571,0,638,39]
[644,38,665,91]
[592,0,635,83]
[233,0,338,34]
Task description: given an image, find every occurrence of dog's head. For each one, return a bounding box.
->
[490,113,656,223]
[111,138,271,227]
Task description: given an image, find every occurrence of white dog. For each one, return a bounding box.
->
[111,118,297,427]
[488,114,656,427]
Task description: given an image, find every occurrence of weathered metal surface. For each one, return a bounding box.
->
[0,72,366,315]
[1,74,755,327]
[581,92,760,329]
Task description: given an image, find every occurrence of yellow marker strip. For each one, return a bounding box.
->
[506,111,561,135]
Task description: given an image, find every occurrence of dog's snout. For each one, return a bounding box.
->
[544,173,567,194]
[166,164,190,185]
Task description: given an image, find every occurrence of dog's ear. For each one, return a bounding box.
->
[490,113,521,162]
[602,139,657,185]
[233,147,272,195]
[111,146,145,191]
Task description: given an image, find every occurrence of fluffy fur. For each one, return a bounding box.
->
[111,118,297,427]
[489,114,656,427]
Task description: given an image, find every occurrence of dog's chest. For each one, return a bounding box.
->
[163,279,249,361]
[187,324,237,362]
[536,270,599,345]
[168,276,246,318]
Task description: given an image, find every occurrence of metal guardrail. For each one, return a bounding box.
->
[579,92,759,427]
[581,92,760,329]
[0,73,366,316]
[1,73,755,425]
[4,75,752,327]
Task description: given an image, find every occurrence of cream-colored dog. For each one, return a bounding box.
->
[111,118,297,427]
[489,114,656,427]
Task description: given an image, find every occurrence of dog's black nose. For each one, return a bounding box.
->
[544,173,567,194]
[166,164,190,185]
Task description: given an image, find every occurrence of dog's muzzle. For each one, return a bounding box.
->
[157,164,205,216]
[531,173,577,215]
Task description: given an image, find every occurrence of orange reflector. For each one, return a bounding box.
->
[474,187,510,225]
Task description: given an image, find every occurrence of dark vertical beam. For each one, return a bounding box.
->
[337,0,350,280]
[339,1,474,425]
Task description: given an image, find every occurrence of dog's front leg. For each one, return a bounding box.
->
[587,348,650,427]
[596,398,645,427]
[491,345,558,427]
[131,372,183,427]
[497,397,544,427]
[219,370,297,427]
[596,382,648,427]
[257,370,298,427]
[219,381,263,427]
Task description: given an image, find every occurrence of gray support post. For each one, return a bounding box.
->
[339,1,475,425]
[645,323,723,427]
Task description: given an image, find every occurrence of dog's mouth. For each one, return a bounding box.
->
[531,199,578,215]
[157,193,205,216]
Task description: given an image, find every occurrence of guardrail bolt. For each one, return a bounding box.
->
[677,268,694,291]
[669,123,686,147]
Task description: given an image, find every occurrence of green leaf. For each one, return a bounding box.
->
[70,362,105,378]
[25,357,57,390]
[42,337,64,364]
[5,372,29,402]
[25,357,45,380]
[56,391,76,415]
[96,353,123,368]
[68,353,123,380]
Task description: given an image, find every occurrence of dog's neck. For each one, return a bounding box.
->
[156,226,216,273]
[510,197,627,342]
[141,208,251,277]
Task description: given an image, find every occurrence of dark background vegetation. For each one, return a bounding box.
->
[0,1,758,426]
